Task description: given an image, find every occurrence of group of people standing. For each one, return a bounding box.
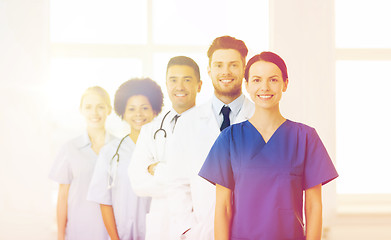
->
[49,35,338,240]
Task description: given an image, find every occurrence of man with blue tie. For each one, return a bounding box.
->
[182,36,255,239]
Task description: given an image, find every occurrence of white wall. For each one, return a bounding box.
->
[0,0,56,239]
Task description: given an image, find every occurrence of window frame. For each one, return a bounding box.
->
[335,32,391,214]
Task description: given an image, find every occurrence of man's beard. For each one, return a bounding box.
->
[213,82,242,99]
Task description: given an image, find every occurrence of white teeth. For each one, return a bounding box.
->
[175,94,186,97]
[258,95,272,99]
[220,79,232,83]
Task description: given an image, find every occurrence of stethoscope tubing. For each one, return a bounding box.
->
[153,110,171,139]
[108,111,170,188]
[107,134,129,189]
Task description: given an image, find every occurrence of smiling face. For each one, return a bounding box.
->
[208,49,245,103]
[123,95,155,132]
[80,93,111,129]
[245,60,288,110]
[166,65,202,114]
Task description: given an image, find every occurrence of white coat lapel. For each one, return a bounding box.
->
[198,101,220,138]
[155,110,176,164]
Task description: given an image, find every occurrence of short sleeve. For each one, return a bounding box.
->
[198,130,235,190]
[304,128,339,190]
[87,144,113,205]
[48,144,73,184]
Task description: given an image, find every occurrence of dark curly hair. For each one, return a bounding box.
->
[114,78,164,118]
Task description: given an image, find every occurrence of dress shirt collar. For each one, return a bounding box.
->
[212,94,245,117]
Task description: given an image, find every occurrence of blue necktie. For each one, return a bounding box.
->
[220,106,231,131]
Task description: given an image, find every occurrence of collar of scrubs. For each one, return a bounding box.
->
[123,135,135,148]
[115,134,135,152]
[212,94,245,125]
[77,131,113,149]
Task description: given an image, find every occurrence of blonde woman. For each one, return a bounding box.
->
[49,86,113,240]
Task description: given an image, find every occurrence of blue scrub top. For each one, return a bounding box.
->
[199,120,338,240]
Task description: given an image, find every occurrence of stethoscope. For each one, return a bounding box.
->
[153,110,171,139]
[107,111,175,189]
[152,110,179,168]
[107,111,172,189]
[107,134,129,189]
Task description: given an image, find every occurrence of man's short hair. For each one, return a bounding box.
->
[166,56,201,81]
[207,36,248,65]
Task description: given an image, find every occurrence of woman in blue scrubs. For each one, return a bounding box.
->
[87,78,163,240]
[199,52,338,240]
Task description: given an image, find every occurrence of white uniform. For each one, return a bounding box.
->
[182,96,254,239]
[87,136,150,240]
[129,109,195,240]
[49,132,114,240]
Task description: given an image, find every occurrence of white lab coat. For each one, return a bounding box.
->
[128,109,196,240]
[181,97,254,239]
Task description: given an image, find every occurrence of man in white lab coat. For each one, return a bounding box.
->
[128,56,202,240]
[183,36,255,239]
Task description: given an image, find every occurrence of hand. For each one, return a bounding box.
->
[148,162,160,175]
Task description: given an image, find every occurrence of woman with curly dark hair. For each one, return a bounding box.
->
[88,78,164,240]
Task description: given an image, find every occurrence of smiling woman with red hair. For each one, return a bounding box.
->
[199,51,338,240]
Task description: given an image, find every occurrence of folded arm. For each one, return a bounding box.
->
[128,125,170,197]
